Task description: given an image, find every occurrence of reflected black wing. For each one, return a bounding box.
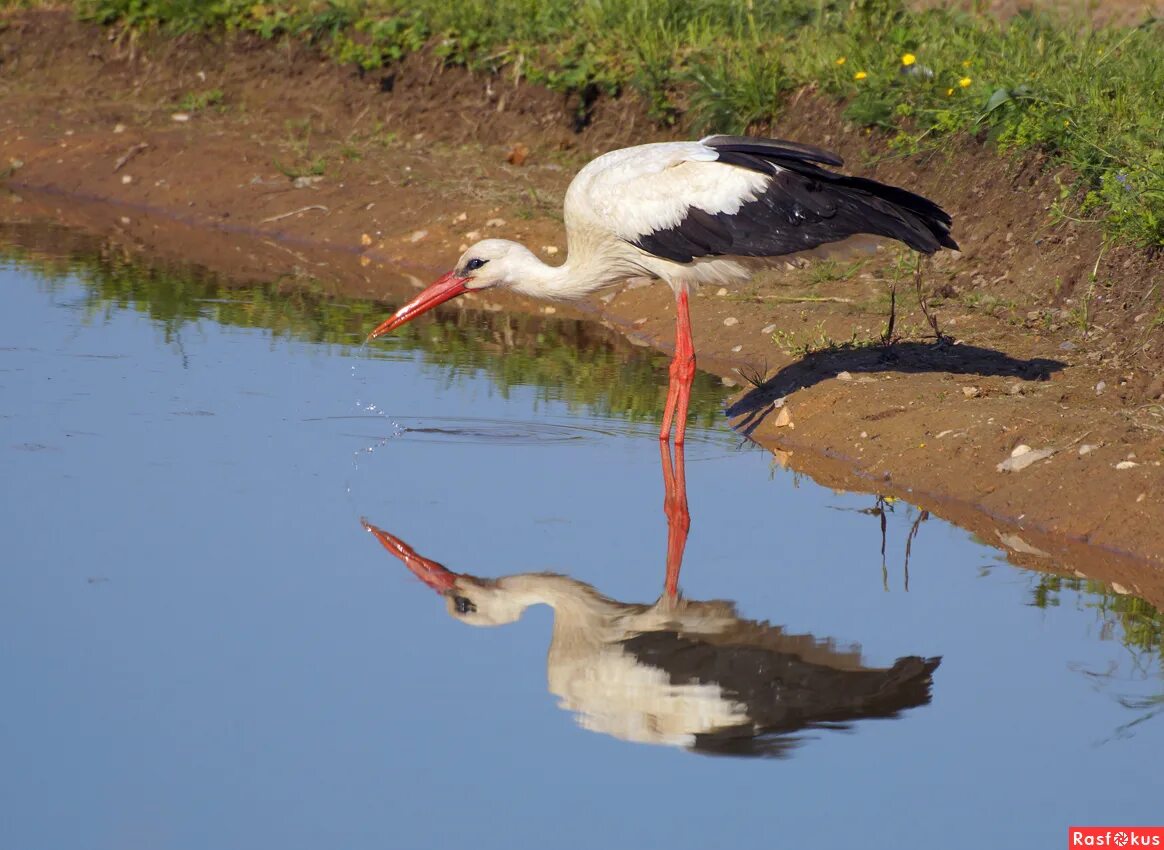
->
[622,629,941,758]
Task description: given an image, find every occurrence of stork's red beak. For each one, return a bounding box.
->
[366,271,470,340]
[361,519,458,593]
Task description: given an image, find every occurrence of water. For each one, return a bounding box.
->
[1,235,1161,850]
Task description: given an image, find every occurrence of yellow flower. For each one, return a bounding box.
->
[946,87,954,96]
[959,76,972,87]
[854,70,868,80]
[962,59,972,67]
[835,56,846,65]
[901,53,916,66]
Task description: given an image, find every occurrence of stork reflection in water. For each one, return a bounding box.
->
[363,443,940,757]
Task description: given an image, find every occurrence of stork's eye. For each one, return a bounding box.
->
[464,258,487,273]
[452,595,477,614]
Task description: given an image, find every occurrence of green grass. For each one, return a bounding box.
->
[13,0,1164,247]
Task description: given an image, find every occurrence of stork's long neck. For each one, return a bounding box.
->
[508,238,645,300]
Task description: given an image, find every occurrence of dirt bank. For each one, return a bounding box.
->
[2,10,1161,604]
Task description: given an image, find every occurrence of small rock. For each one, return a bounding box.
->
[962,386,980,398]
[836,371,853,381]
[119,216,131,224]
[171,112,191,122]
[485,218,506,228]
[723,317,739,327]
[721,377,737,387]
[859,431,868,439]
[408,229,428,243]
[731,345,742,353]
[716,287,728,296]
[1115,461,1139,470]
[761,323,778,335]
[997,446,1055,472]
[773,406,794,429]
[1058,341,1076,351]
[1009,383,1023,395]
[542,245,559,255]
[542,306,556,315]
[292,175,322,189]
[113,123,126,134]
[1078,444,1098,455]
[936,429,953,438]
[465,230,481,241]
[506,143,529,166]
[1095,380,1106,395]
[120,174,133,185]
[360,233,373,246]
[454,212,468,223]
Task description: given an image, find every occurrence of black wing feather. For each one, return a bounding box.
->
[632,136,958,264]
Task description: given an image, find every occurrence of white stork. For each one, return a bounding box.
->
[362,444,940,756]
[368,135,958,443]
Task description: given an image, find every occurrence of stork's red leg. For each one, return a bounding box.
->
[660,441,690,600]
[659,288,696,444]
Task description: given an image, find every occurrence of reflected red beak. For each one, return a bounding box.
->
[361,518,457,593]
[366,271,470,340]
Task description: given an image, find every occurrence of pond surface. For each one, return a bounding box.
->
[2,231,1161,849]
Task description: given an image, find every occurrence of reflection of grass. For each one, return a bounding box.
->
[0,230,729,426]
[1029,573,1164,662]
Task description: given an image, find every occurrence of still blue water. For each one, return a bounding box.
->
[1,252,1160,850]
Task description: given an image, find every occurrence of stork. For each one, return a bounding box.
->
[362,444,940,756]
[368,135,958,443]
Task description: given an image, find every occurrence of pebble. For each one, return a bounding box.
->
[121,175,132,185]
[542,306,556,315]
[542,245,559,255]
[773,406,794,429]
[962,386,980,398]
[1115,461,1139,470]
[723,317,739,327]
[731,345,742,353]
[454,212,468,223]
[836,371,853,381]
[465,230,481,241]
[1058,341,1076,351]
[761,323,778,335]
[997,445,1055,472]
[171,112,190,122]
[113,123,126,134]
[716,288,728,296]
[1095,380,1106,395]
[408,229,428,243]
[1078,444,1098,455]
[485,218,506,228]
[360,233,373,246]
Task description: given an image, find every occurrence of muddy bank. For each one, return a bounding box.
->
[2,10,1161,601]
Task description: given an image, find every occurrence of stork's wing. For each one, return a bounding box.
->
[572,136,957,265]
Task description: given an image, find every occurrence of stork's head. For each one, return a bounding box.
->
[361,519,530,627]
[366,239,535,340]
